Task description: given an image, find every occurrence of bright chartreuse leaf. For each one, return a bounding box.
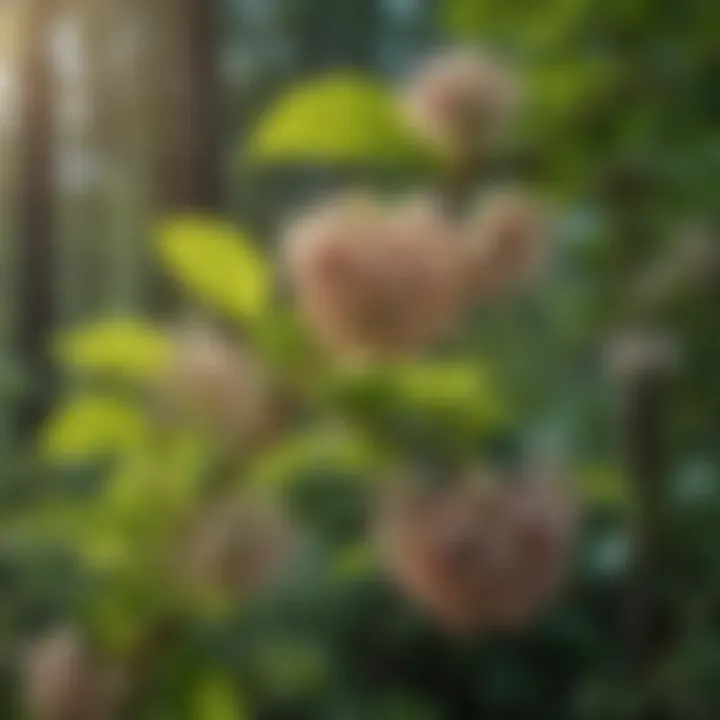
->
[325,361,510,458]
[55,319,170,380]
[40,395,146,463]
[328,361,507,418]
[249,71,438,166]
[157,215,271,322]
[391,361,511,449]
[393,361,507,424]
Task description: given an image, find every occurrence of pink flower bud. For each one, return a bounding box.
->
[21,627,118,720]
[285,194,464,360]
[175,491,297,598]
[463,189,551,299]
[375,469,577,636]
[156,323,280,448]
[401,48,521,159]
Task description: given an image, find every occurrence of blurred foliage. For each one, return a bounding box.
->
[39,396,147,463]
[1,0,719,718]
[157,217,272,323]
[54,320,171,382]
[249,72,439,167]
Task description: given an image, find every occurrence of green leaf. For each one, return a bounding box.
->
[89,591,151,655]
[192,674,248,720]
[40,396,146,462]
[157,215,271,322]
[55,319,170,380]
[325,361,510,456]
[444,0,590,51]
[526,57,620,128]
[378,694,441,720]
[332,542,377,580]
[0,353,27,398]
[0,502,100,546]
[579,464,631,512]
[71,435,211,576]
[2,501,137,572]
[249,71,438,166]
[254,641,327,698]
[105,434,206,522]
[396,361,500,408]
[250,426,381,487]
[390,360,511,433]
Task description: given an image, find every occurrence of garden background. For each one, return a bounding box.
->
[0,0,719,717]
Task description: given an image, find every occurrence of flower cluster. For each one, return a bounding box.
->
[154,323,281,448]
[281,50,550,360]
[21,628,122,720]
[401,47,521,160]
[27,46,576,673]
[174,490,297,599]
[375,469,578,635]
[285,188,549,359]
[279,50,573,632]
[463,188,551,300]
[157,48,566,637]
[285,194,463,359]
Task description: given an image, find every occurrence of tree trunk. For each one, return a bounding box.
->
[17,0,56,432]
[155,0,221,212]
[624,373,666,667]
[149,0,222,313]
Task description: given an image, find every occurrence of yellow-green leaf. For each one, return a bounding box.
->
[105,435,206,522]
[393,361,508,427]
[40,396,146,462]
[55,319,170,380]
[157,215,270,322]
[250,71,438,166]
[0,502,98,546]
[250,426,380,487]
[192,673,248,720]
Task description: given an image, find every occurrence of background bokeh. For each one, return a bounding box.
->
[1,0,719,717]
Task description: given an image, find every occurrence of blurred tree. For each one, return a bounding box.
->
[155,0,222,212]
[2,1,720,718]
[17,0,56,432]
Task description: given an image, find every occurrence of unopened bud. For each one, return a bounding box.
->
[155,323,280,449]
[401,48,521,159]
[604,330,681,380]
[175,491,296,598]
[21,627,118,720]
[375,468,577,635]
[285,193,464,360]
[463,188,551,299]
